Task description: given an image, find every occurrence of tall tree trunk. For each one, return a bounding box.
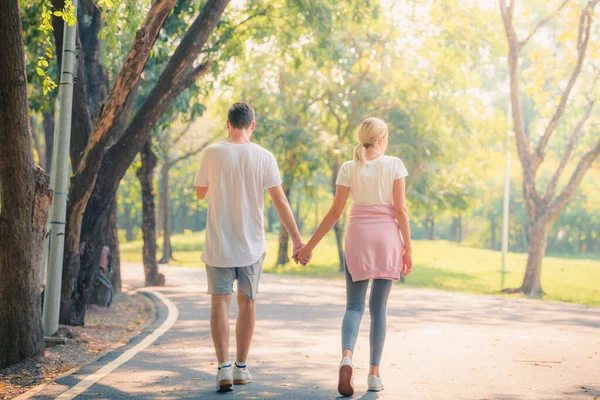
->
[424,215,435,240]
[490,218,497,250]
[30,115,46,169]
[123,204,135,241]
[159,162,172,264]
[500,0,600,296]
[0,0,53,367]
[58,0,177,325]
[70,0,229,325]
[519,217,549,297]
[314,199,319,233]
[42,110,55,172]
[451,214,462,243]
[267,204,275,233]
[331,158,345,272]
[176,202,188,233]
[137,141,165,286]
[276,186,291,265]
[333,223,345,272]
[294,193,303,233]
[108,197,121,292]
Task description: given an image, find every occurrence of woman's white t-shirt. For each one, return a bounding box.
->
[336,155,409,205]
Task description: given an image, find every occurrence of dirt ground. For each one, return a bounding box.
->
[0,291,155,400]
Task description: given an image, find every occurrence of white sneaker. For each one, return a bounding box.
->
[338,357,355,397]
[368,375,384,392]
[233,363,252,385]
[216,364,233,392]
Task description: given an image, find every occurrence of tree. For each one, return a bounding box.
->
[55,0,230,325]
[0,0,53,368]
[53,0,178,325]
[234,51,322,265]
[137,139,165,286]
[21,0,59,173]
[500,0,600,296]
[117,161,142,242]
[297,4,400,271]
[155,122,217,264]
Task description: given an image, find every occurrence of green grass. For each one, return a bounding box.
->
[121,232,600,306]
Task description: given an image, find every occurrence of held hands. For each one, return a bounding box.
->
[292,242,313,266]
[402,247,413,277]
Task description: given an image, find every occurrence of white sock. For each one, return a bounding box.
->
[235,361,247,369]
[218,362,231,369]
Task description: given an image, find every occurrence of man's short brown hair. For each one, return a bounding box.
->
[227,102,255,129]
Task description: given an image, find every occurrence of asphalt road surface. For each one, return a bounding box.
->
[27,263,600,399]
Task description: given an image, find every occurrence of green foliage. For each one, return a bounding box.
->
[120,232,600,306]
[34,0,76,94]
[99,0,147,77]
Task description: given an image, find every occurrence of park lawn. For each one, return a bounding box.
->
[120,232,600,306]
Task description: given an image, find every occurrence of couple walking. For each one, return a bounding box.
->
[194,102,413,397]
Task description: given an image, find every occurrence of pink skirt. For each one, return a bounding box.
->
[344,204,404,282]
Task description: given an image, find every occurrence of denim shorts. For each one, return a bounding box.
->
[205,253,266,299]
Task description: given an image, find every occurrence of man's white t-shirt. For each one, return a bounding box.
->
[336,155,409,205]
[194,141,282,267]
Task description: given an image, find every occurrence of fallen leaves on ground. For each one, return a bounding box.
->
[0,292,155,400]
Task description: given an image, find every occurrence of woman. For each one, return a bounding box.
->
[296,117,413,396]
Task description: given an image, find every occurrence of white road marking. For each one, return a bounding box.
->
[55,289,179,400]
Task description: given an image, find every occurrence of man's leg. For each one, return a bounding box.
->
[234,254,264,365]
[235,291,256,364]
[211,294,232,363]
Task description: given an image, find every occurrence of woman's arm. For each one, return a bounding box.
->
[393,177,413,275]
[296,185,350,264]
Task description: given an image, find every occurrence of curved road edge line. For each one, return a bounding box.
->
[54,289,179,400]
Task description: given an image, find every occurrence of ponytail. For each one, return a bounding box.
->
[354,143,365,166]
[354,117,388,168]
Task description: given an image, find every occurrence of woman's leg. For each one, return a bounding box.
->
[341,264,369,359]
[368,279,393,376]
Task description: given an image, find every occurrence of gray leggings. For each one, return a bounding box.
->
[342,264,393,366]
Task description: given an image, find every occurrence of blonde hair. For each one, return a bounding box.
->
[353,117,388,166]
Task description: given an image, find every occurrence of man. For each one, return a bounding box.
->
[194,102,306,392]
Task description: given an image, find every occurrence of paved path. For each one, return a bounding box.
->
[32,263,600,399]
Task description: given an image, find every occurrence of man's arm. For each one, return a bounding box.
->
[196,186,209,200]
[268,185,303,251]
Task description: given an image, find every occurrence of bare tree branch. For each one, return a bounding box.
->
[65,0,178,248]
[499,0,534,165]
[325,91,342,138]
[341,28,395,140]
[168,134,221,166]
[519,0,572,48]
[341,63,371,139]
[202,11,267,55]
[535,0,597,158]
[549,137,600,222]
[170,122,194,147]
[544,68,600,201]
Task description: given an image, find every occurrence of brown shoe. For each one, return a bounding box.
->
[216,365,234,392]
[338,357,355,397]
